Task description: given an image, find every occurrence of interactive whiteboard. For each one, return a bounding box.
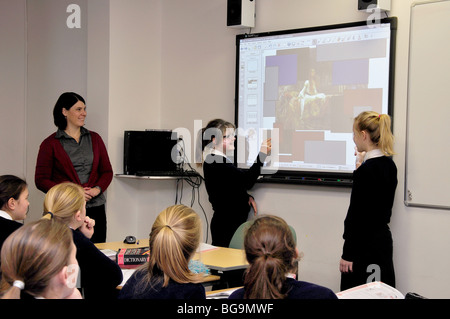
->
[234,18,397,187]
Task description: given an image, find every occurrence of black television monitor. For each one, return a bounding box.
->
[234,18,397,186]
[123,130,178,175]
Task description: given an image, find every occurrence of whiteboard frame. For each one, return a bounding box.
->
[404,0,450,210]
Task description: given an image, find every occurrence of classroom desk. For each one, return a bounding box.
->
[95,239,248,271]
[95,239,229,287]
[95,239,247,289]
[194,245,247,272]
[194,244,247,289]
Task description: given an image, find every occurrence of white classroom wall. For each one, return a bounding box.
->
[1,0,449,298]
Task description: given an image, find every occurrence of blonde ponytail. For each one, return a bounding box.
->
[42,182,85,225]
[143,205,203,288]
[378,114,395,156]
[354,111,395,156]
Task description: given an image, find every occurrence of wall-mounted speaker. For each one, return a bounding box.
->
[358,0,391,11]
[227,0,255,28]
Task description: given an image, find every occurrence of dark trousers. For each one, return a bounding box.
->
[86,204,107,243]
[210,211,247,247]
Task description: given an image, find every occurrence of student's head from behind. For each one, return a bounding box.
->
[0,175,29,221]
[0,219,79,299]
[53,92,86,130]
[147,204,202,286]
[353,111,395,156]
[42,182,86,229]
[243,215,299,299]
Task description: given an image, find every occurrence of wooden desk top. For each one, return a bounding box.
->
[194,247,247,272]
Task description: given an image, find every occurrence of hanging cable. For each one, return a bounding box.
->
[174,137,209,243]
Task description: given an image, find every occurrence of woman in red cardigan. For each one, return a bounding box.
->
[35,92,113,243]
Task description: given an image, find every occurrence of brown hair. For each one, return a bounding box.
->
[0,219,73,299]
[354,111,395,156]
[243,215,298,299]
[137,205,203,291]
[42,182,85,225]
[0,175,27,211]
[53,92,86,130]
[196,119,235,166]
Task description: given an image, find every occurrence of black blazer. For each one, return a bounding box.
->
[203,152,266,217]
[71,229,123,299]
[0,217,22,250]
[342,156,398,262]
[203,152,266,246]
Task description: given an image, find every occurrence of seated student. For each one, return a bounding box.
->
[0,175,29,250]
[119,204,206,299]
[42,182,122,299]
[0,219,82,299]
[229,215,337,299]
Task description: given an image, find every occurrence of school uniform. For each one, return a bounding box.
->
[203,150,266,247]
[0,210,22,250]
[341,150,397,290]
[228,277,337,299]
[118,268,206,299]
[71,229,123,299]
[0,212,22,282]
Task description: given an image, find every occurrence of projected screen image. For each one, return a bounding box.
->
[235,18,396,184]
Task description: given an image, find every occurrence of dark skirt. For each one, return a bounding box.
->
[340,233,395,290]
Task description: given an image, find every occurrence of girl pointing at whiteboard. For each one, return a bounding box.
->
[198,119,271,247]
[339,111,397,290]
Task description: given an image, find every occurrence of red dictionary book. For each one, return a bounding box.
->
[116,247,150,269]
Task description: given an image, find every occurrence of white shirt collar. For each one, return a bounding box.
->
[203,148,233,162]
[363,148,384,162]
[286,273,296,279]
[0,210,13,220]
